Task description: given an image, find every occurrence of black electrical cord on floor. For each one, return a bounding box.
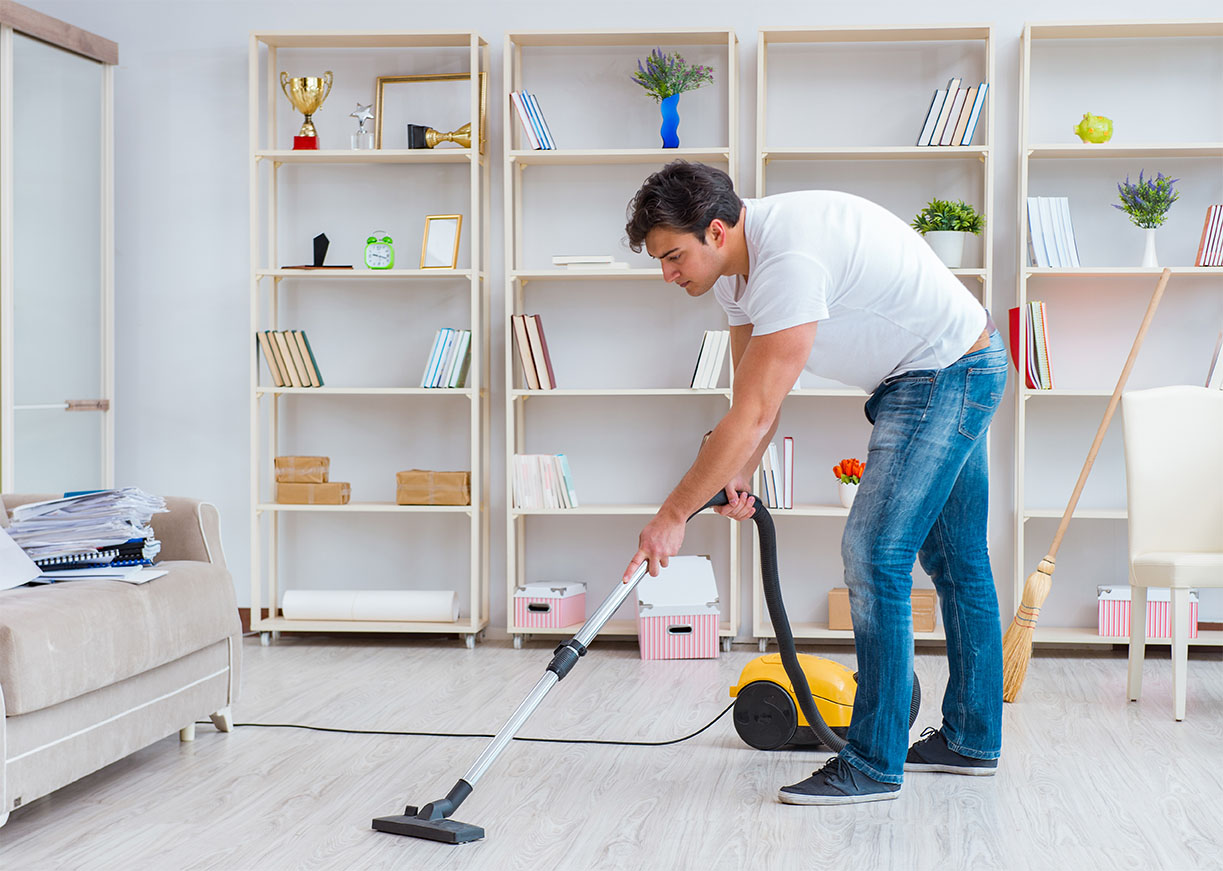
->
[198,700,736,748]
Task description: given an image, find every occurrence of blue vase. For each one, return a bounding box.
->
[659,94,680,148]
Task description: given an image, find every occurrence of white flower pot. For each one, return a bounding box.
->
[839,481,859,510]
[924,230,967,268]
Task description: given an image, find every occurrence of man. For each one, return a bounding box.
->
[620,161,1007,805]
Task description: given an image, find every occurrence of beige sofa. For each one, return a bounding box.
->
[0,495,242,826]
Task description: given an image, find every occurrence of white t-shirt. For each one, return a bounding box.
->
[712,191,987,392]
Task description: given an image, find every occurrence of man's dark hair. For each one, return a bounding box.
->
[625,161,743,253]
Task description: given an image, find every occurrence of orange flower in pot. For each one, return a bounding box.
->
[833,458,864,509]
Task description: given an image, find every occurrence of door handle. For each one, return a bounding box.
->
[66,399,111,412]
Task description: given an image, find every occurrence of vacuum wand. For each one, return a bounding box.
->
[372,556,655,843]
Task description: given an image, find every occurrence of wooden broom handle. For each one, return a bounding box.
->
[1045,267,1172,561]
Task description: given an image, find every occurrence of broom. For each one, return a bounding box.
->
[1002,267,1172,702]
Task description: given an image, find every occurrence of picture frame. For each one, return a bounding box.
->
[420,214,463,269]
[374,72,487,153]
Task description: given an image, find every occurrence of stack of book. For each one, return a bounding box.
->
[7,488,167,569]
[916,79,988,147]
[759,437,794,510]
[1195,204,1223,266]
[1008,302,1055,390]
[420,328,472,388]
[510,91,556,150]
[513,453,579,509]
[1026,197,1081,268]
[258,330,324,388]
[512,314,557,389]
[691,331,730,389]
[551,255,629,270]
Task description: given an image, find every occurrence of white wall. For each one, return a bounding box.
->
[26,0,1223,637]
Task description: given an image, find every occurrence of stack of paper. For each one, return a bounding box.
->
[7,488,168,566]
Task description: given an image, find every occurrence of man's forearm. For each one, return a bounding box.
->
[740,413,781,482]
[657,406,772,523]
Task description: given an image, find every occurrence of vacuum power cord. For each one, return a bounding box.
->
[200,701,735,748]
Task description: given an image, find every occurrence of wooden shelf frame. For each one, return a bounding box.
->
[1014,20,1223,647]
[248,31,491,646]
[502,29,741,648]
[751,25,996,645]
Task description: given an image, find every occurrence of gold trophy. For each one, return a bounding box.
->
[406,122,472,149]
[280,71,333,150]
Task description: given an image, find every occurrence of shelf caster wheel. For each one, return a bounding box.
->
[758,638,768,653]
[463,634,476,650]
[721,637,733,653]
[513,634,524,650]
[260,632,271,647]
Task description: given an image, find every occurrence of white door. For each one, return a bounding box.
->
[3,30,112,493]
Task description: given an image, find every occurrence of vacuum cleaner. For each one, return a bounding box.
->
[372,490,921,844]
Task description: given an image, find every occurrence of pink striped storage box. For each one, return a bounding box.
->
[636,555,720,661]
[1097,585,1198,638]
[514,583,586,629]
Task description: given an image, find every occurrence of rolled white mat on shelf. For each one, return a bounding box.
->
[281,589,459,623]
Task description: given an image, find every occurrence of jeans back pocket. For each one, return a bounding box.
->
[958,363,1008,439]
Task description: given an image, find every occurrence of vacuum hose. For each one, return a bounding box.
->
[701,491,920,753]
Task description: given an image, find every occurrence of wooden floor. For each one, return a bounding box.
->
[3,635,1222,871]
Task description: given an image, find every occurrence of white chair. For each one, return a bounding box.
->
[1121,385,1223,720]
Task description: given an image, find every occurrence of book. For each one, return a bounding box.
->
[273,331,303,387]
[916,89,947,147]
[420,328,447,388]
[1029,301,1054,389]
[299,331,324,387]
[525,92,556,150]
[960,82,988,146]
[950,85,977,147]
[283,330,313,387]
[433,328,459,388]
[691,331,712,388]
[707,330,729,388]
[1058,198,1081,268]
[520,91,552,150]
[557,453,579,508]
[513,454,579,509]
[767,442,782,509]
[39,565,168,584]
[510,92,541,150]
[1197,205,1222,267]
[783,436,794,510]
[760,445,776,508]
[448,330,472,388]
[256,331,285,387]
[1007,306,1038,389]
[292,331,321,388]
[929,77,962,146]
[1206,329,1223,389]
[1038,197,1064,268]
[552,255,615,265]
[939,89,968,146]
[524,315,556,389]
[512,315,541,390]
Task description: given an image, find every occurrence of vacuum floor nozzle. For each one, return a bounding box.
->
[371,810,484,844]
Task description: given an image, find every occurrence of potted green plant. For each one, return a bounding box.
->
[631,48,714,148]
[910,199,985,268]
[1114,170,1179,267]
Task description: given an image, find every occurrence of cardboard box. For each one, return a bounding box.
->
[513,583,586,629]
[275,455,329,484]
[636,555,720,660]
[275,481,350,505]
[828,587,938,633]
[1098,585,1198,638]
[396,469,470,506]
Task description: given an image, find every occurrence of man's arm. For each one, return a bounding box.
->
[726,323,780,483]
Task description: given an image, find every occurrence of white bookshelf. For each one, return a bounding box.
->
[1016,20,1223,647]
[249,31,490,647]
[752,25,996,649]
[503,28,741,648]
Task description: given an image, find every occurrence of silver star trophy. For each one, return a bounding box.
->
[350,102,374,150]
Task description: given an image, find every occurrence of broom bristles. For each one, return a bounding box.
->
[1001,560,1054,702]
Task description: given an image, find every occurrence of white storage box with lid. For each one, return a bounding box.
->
[513,582,586,629]
[1097,585,1198,638]
[635,555,720,660]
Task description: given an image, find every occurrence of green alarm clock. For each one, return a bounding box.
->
[364,233,394,269]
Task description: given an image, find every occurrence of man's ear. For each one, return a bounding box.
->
[707,220,726,248]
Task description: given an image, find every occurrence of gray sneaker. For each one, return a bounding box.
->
[904,727,998,775]
[778,755,901,805]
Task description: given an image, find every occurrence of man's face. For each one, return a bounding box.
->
[644,224,725,297]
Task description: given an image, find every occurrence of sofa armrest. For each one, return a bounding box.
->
[150,498,228,570]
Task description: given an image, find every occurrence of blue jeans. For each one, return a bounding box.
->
[837,330,1008,785]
